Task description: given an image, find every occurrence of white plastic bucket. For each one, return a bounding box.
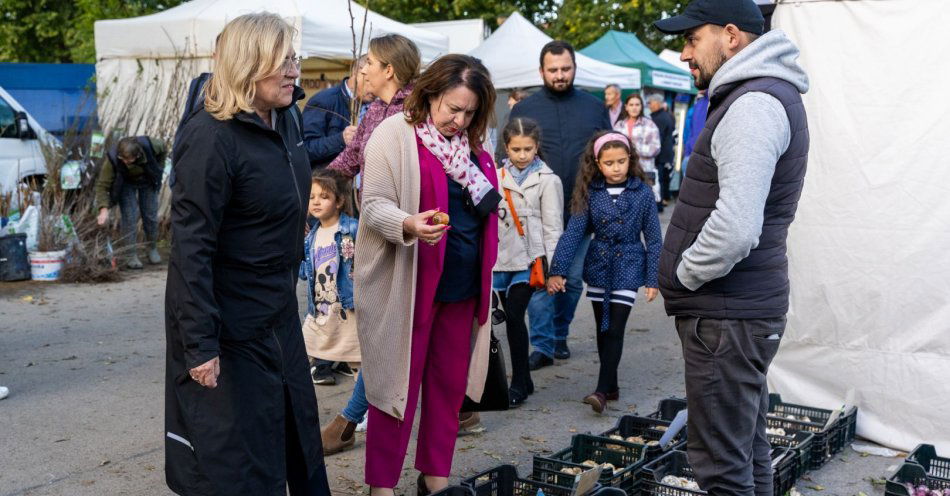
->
[29,250,66,281]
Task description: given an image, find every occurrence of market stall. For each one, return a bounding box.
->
[767,0,950,452]
[93,0,449,138]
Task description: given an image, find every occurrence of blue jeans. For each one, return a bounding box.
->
[118,183,159,245]
[528,235,590,357]
[341,370,368,424]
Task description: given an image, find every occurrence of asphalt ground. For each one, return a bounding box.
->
[0,210,905,495]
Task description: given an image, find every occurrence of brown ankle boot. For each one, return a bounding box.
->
[321,415,356,455]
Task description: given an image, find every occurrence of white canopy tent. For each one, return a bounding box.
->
[766,0,950,452]
[93,0,449,137]
[659,49,689,73]
[468,12,641,90]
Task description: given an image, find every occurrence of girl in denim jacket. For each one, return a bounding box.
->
[547,131,662,414]
[298,169,366,455]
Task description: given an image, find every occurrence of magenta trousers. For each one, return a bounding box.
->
[364,298,476,488]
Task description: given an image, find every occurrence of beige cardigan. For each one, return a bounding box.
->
[354,114,493,420]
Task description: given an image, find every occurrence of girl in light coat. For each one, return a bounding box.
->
[493,117,563,407]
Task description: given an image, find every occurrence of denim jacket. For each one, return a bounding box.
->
[299,213,358,313]
[550,177,662,329]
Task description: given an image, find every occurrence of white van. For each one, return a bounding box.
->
[0,85,55,194]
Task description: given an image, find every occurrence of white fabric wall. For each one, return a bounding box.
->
[768,0,950,452]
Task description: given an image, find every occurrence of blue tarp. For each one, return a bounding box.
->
[0,63,97,136]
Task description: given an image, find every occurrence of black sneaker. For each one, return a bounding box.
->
[311,362,336,385]
[332,362,355,377]
[554,340,571,360]
[508,387,528,408]
[528,351,554,371]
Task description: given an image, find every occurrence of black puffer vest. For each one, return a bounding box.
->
[659,76,809,318]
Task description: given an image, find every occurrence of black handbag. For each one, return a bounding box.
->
[460,331,510,412]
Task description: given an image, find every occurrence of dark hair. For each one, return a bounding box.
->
[311,168,354,217]
[116,137,143,161]
[617,93,645,124]
[404,54,496,151]
[501,117,543,159]
[539,40,576,68]
[508,88,528,104]
[571,130,650,214]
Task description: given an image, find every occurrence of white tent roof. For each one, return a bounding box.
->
[412,19,488,54]
[468,12,640,89]
[659,49,689,73]
[94,0,449,62]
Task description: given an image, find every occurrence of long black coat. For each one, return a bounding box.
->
[164,88,327,495]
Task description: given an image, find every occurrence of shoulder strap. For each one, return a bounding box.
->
[501,169,525,238]
[288,105,303,136]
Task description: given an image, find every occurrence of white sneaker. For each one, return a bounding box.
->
[0,386,9,400]
[355,416,368,432]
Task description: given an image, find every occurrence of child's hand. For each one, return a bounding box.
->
[645,287,658,302]
[547,276,566,295]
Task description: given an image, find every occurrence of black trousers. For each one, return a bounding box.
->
[498,283,534,393]
[285,386,331,495]
[658,162,673,201]
[675,316,786,496]
[591,301,632,394]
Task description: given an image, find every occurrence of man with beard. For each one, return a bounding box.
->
[508,40,612,369]
[653,1,810,495]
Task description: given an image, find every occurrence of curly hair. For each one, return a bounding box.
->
[570,130,651,214]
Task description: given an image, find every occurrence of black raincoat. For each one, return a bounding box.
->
[164,87,328,496]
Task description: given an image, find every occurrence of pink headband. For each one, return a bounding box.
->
[593,132,631,157]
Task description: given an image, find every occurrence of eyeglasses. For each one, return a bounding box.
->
[282,55,302,71]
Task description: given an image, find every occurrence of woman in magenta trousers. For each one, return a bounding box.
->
[353,54,502,496]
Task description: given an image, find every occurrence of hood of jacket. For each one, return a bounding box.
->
[708,30,809,100]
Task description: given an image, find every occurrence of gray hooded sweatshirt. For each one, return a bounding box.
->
[676,30,810,291]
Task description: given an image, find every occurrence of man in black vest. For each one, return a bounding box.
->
[95,136,167,269]
[654,1,809,495]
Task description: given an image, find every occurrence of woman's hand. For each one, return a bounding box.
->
[402,209,449,245]
[189,357,220,388]
[96,207,109,226]
[645,287,658,302]
[547,276,566,295]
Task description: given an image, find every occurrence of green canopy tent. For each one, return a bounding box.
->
[580,30,696,94]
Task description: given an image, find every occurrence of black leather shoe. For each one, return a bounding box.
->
[509,387,528,408]
[554,340,571,360]
[528,351,553,371]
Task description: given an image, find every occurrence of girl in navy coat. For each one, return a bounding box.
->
[547,130,662,414]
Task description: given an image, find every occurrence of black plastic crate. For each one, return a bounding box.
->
[639,450,705,496]
[463,465,576,496]
[885,463,950,496]
[771,444,799,496]
[647,398,688,422]
[532,434,647,491]
[432,486,477,496]
[907,444,950,481]
[601,415,687,459]
[828,406,858,454]
[766,417,831,470]
[768,430,814,479]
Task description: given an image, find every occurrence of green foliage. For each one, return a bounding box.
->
[0,0,183,63]
[546,0,687,53]
[362,0,559,30]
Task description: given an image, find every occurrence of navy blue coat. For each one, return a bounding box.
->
[302,79,353,168]
[508,87,611,221]
[550,177,662,328]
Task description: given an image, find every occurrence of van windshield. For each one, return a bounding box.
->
[0,96,16,138]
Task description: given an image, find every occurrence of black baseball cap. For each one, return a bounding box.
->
[653,0,765,35]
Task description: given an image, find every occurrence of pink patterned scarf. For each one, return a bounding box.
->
[415,117,496,210]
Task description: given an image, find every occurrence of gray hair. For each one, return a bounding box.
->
[605,83,620,92]
[646,94,665,104]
